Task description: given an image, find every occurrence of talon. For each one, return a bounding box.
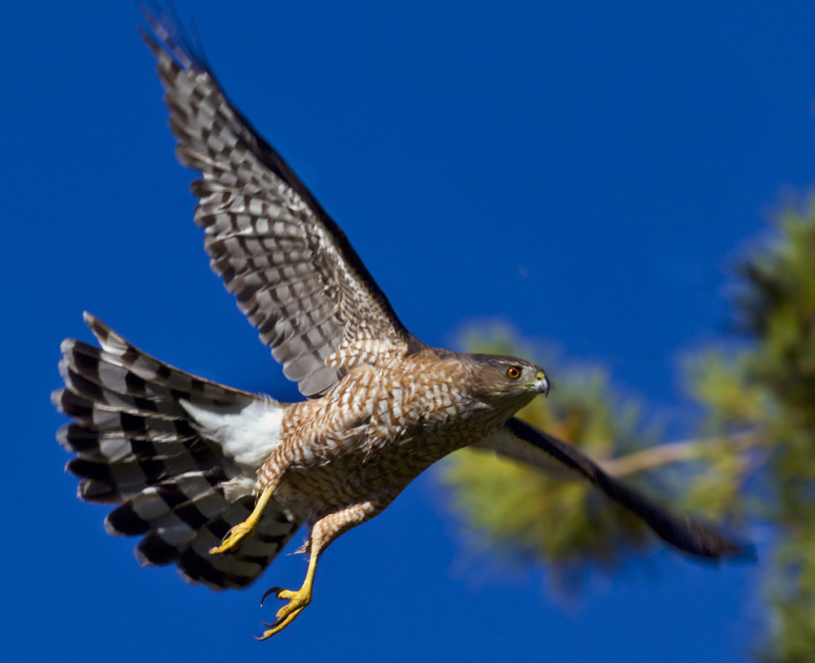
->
[209,521,253,555]
[260,586,284,606]
[257,585,313,639]
[255,523,319,640]
[209,485,276,556]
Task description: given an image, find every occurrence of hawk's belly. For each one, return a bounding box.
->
[257,358,499,520]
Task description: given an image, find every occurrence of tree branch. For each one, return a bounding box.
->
[600,430,762,478]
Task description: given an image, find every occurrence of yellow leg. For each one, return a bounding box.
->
[256,550,318,640]
[210,485,274,555]
[254,503,378,640]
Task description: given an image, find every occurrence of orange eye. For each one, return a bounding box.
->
[506,366,521,379]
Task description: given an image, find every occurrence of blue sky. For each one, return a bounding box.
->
[4,1,815,661]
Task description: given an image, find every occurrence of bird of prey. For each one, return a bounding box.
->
[53,7,746,640]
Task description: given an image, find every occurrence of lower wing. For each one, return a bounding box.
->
[473,417,752,560]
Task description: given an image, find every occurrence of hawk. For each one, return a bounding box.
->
[53,7,746,639]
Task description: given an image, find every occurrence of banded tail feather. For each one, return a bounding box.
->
[53,313,303,590]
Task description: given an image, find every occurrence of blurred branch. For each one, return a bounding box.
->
[601,430,763,478]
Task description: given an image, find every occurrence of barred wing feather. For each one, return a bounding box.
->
[141,11,422,398]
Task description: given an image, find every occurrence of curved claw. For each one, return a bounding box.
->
[260,586,284,607]
[256,585,312,639]
[209,522,252,555]
[211,486,275,556]
[256,545,318,640]
[260,609,296,629]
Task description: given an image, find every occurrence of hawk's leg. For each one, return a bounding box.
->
[257,543,318,640]
[257,501,381,639]
[210,485,275,555]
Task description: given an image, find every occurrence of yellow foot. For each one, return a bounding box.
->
[210,485,275,555]
[256,586,312,639]
[209,520,255,555]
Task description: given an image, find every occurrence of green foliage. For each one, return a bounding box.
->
[441,197,815,660]
[735,203,815,662]
[680,351,762,521]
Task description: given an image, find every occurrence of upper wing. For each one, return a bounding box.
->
[140,8,423,398]
[474,417,751,559]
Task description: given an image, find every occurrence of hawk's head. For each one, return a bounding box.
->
[464,354,549,412]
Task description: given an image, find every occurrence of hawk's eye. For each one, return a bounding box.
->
[506,366,521,380]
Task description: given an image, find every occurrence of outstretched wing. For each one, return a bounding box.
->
[140,8,422,398]
[474,418,750,559]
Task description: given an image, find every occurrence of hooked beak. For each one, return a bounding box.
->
[534,371,550,397]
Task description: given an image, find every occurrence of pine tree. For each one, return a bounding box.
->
[442,197,815,659]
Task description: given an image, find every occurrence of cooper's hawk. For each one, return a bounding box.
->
[53,7,746,639]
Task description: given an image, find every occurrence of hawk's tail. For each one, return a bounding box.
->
[53,313,302,590]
